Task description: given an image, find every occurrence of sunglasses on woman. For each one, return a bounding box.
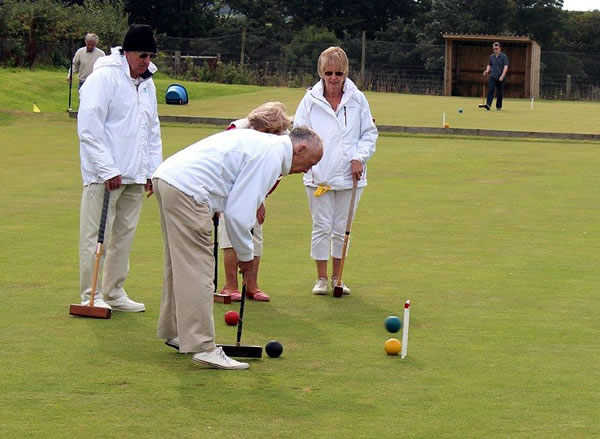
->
[324,71,344,77]
[138,52,157,59]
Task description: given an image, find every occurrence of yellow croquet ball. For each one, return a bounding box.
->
[443,123,450,128]
[384,338,402,356]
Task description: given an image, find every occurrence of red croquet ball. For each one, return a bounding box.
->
[224,310,239,326]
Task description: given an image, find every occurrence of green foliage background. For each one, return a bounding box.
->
[1,0,600,92]
[1,75,599,436]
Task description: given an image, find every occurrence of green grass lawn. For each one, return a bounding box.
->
[1,107,599,437]
[1,68,598,134]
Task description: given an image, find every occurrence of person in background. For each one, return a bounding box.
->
[483,42,509,111]
[294,46,378,296]
[152,127,323,370]
[68,33,106,89]
[218,102,292,302]
[77,24,162,312]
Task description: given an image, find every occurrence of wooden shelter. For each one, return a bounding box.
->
[442,34,540,99]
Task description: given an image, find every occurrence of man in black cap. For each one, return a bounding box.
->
[76,24,163,313]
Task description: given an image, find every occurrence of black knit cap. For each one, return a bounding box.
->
[122,24,157,53]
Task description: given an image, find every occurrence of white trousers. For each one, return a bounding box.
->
[79,183,144,302]
[305,186,363,260]
[218,214,263,256]
[154,178,216,353]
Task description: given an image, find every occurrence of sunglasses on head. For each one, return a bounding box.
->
[138,52,156,59]
[324,71,344,77]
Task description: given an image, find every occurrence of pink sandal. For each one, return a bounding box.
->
[220,289,241,302]
[247,289,270,302]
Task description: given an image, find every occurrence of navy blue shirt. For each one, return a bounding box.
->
[488,52,509,80]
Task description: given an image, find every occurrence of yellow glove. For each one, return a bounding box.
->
[313,185,331,197]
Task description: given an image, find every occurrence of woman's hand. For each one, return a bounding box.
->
[351,160,363,185]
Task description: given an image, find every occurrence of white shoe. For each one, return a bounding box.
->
[80,298,112,309]
[312,277,329,295]
[192,347,249,370]
[165,337,181,352]
[331,278,351,295]
[104,295,145,312]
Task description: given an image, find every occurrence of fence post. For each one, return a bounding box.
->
[361,31,366,81]
[174,50,180,73]
[240,27,246,65]
[566,74,571,100]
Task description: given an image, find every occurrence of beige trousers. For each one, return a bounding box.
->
[218,214,263,256]
[79,183,144,302]
[153,178,216,353]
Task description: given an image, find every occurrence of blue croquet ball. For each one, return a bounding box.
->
[458,107,464,113]
[385,315,402,333]
[266,340,283,358]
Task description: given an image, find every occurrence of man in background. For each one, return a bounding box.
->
[68,33,105,89]
[483,42,509,111]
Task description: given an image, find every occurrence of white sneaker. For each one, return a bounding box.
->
[312,277,329,295]
[165,337,180,352]
[192,347,249,370]
[104,295,145,312]
[80,298,112,309]
[331,278,351,295]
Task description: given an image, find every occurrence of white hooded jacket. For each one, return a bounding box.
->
[78,47,163,186]
[294,78,377,190]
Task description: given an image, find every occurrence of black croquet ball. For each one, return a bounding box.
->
[265,340,283,358]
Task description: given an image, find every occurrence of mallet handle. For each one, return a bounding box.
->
[236,283,247,345]
[98,189,110,244]
[337,184,358,288]
[68,42,73,111]
[213,214,219,293]
[89,190,110,306]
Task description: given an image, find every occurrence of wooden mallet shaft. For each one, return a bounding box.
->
[69,189,111,319]
[334,184,358,298]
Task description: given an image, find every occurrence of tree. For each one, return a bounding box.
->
[124,0,220,38]
[2,0,74,66]
[276,0,422,37]
[79,0,129,49]
[421,0,514,45]
[509,0,564,48]
[282,26,339,72]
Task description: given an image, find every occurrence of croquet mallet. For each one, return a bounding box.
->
[334,183,358,298]
[478,75,487,108]
[69,189,111,319]
[218,279,262,358]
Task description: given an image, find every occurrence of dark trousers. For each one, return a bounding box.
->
[487,77,505,109]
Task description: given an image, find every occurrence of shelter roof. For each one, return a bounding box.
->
[442,33,539,45]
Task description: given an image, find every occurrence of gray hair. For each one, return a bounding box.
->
[85,33,99,43]
[290,126,323,157]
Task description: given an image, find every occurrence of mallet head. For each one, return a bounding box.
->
[333,286,343,298]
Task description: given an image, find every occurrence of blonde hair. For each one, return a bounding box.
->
[317,46,349,79]
[247,102,292,134]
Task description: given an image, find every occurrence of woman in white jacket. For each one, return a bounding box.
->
[294,46,378,296]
